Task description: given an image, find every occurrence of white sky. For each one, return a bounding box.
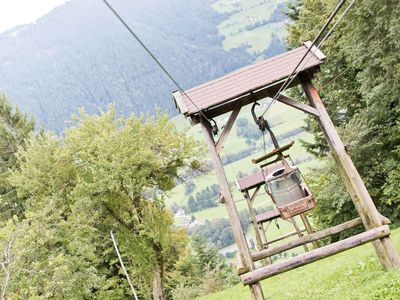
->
[0,0,70,33]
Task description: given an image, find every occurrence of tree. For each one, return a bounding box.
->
[187,195,198,213]
[8,109,199,299]
[0,95,34,221]
[184,181,196,196]
[286,0,400,231]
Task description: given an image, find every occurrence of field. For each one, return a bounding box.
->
[198,228,400,299]
[212,0,288,58]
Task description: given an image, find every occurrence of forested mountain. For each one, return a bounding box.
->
[0,0,258,132]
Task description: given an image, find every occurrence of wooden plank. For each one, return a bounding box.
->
[252,217,363,261]
[276,94,320,116]
[216,104,242,154]
[264,229,306,246]
[252,141,295,164]
[200,116,265,300]
[242,225,390,285]
[300,72,400,269]
[304,41,326,60]
[172,90,188,115]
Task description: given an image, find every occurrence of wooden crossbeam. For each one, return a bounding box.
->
[276,94,320,116]
[216,104,242,154]
[263,229,306,247]
[252,217,363,261]
[252,141,294,164]
[241,225,390,285]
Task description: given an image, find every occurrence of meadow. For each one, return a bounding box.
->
[198,228,400,299]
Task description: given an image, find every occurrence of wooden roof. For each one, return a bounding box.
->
[173,41,325,121]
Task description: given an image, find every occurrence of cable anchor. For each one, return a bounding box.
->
[251,102,267,132]
[210,119,219,136]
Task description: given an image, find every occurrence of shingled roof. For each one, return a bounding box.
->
[173,41,325,120]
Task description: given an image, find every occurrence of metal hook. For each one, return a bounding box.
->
[210,119,219,136]
[251,102,267,132]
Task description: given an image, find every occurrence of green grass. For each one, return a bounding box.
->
[212,0,287,56]
[197,228,400,300]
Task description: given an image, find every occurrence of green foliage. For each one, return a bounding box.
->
[197,229,400,300]
[185,184,220,213]
[0,95,34,220]
[3,108,199,299]
[286,0,400,230]
[168,236,238,299]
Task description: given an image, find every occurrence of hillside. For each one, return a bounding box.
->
[0,0,254,131]
[198,228,400,299]
[0,0,289,132]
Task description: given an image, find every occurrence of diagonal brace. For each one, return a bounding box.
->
[215,103,242,154]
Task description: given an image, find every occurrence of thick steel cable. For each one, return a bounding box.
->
[101,0,210,122]
[272,0,357,100]
[260,0,348,118]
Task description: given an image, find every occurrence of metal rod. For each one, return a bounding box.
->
[110,231,139,300]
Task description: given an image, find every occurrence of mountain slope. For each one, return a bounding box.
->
[0,0,254,131]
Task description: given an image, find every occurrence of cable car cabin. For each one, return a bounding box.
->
[239,140,316,220]
[258,148,316,220]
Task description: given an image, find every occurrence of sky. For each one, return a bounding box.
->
[0,0,69,33]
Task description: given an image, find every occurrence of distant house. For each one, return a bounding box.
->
[174,208,185,217]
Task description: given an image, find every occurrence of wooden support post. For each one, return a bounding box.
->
[300,72,400,270]
[289,217,309,252]
[245,188,264,251]
[299,213,320,249]
[252,217,363,261]
[242,225,390,285]
[200,117,265,300]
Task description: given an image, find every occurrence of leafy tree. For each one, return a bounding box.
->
[0,95,34,221]
[184,181,196,196]
[7,109,199,299]
[187,195,198,213]
[286,0,400,231]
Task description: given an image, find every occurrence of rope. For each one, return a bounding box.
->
[101,0,210,122]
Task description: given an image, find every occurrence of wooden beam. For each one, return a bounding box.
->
[216,104,242,154]
[252,217,363,261]
[300,213,320,249]
[172,90,188,115]
[252,141,294,164]
[242,225,390,285]
[264,229,306,246]
[276,94,320,116]
[199,116,265,300]
[299,72,400,270]
[245,188,264,251]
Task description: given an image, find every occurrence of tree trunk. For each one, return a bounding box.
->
[152,265,165,300]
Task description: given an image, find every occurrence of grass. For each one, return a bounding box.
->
[197,228,400,299]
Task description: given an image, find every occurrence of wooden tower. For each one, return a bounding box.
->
[172,42,400,299]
